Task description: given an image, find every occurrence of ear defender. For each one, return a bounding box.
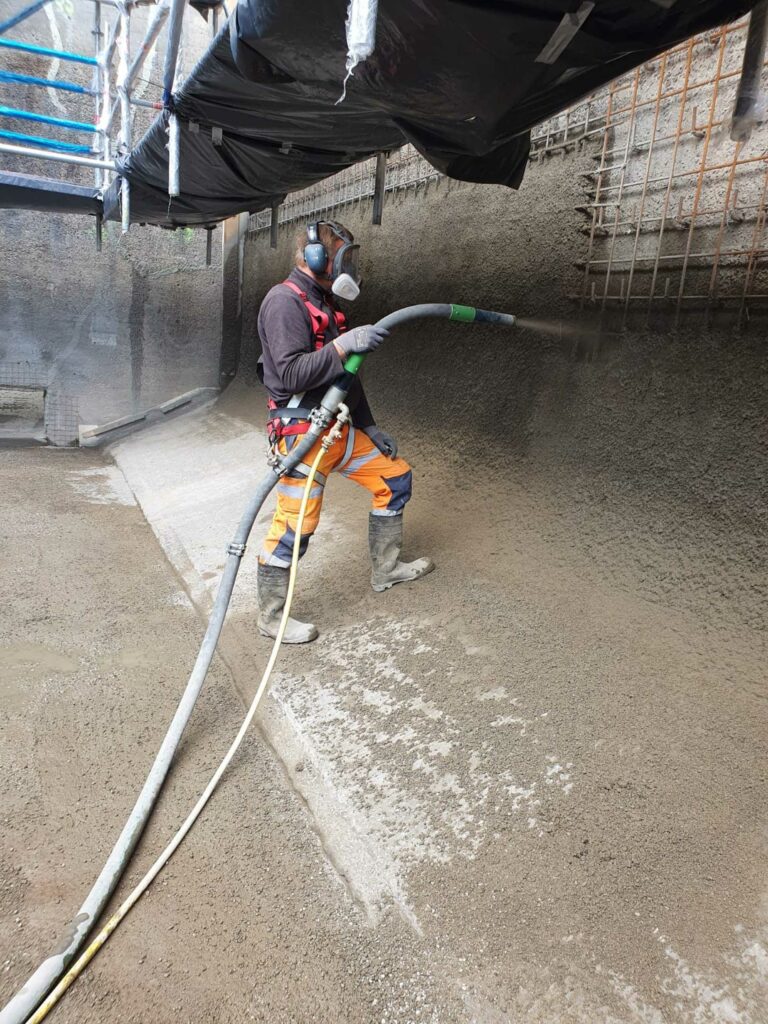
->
[304,222,328,274]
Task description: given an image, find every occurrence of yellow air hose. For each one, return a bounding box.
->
[25,431,332,1024]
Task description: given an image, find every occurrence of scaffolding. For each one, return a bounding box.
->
[0,0,223,236]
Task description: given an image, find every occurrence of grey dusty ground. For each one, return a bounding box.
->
[2,364,763,1023]
[0,446,461,1024]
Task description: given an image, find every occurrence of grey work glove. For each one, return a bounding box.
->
[336,323,389,356]
[364,425,398,459]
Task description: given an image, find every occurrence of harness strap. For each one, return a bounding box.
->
[268,406,314,422]
[282,279,330,351]
[266,281,349,440]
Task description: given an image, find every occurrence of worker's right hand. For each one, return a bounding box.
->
[335,323,389,356]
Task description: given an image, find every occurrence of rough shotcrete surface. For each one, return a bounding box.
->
[100,367,766,1022]
[246,153,766,1018]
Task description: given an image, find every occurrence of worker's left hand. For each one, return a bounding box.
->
[364,426,398,459]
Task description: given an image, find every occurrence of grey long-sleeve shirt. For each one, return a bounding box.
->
[256,267,375,428]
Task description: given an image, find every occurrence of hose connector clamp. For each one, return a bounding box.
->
[310,406,333,432]
[227,542,246,558]
[322,403,350,450]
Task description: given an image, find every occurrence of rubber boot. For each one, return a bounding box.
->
[369,512,435,593]
[257,562,318,644]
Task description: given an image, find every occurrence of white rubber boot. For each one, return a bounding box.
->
[369,512,435,593]
[257,563,319,643]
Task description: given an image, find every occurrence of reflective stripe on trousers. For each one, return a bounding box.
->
[259,423,413,567]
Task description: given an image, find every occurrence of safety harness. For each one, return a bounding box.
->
[267,279,348,443]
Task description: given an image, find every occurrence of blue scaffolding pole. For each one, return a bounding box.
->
[0,104,99,133]
[0,37,99,65]
[0,0,52,36]
[0,70,94,96]
[0,127,93,153]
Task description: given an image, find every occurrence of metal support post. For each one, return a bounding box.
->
[270,202,279,248]
[372,150,387,224]
[731,0,768,143]
[168,112,181,196]
[96,216,103,252]
[117,2,131,232]
[206,226,213,265]
[101,2,168,134]
[92,1,103,187]
[99,16,113,179]
[162,0,186,105]
[163,0,187,198]
[127,2,169,92]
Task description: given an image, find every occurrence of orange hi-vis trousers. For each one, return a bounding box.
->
[259,423,413,567]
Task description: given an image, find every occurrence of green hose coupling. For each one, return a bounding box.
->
[449,304,477,323]
[343,352,366,374]
[450,304,517,327]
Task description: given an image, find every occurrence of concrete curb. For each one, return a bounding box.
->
[79,387,220,447]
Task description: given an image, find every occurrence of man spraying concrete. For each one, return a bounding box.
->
[256,220,434,643]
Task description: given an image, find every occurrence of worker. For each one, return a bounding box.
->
[256,219,434,643]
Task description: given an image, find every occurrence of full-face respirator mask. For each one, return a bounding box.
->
[303,220,361,301]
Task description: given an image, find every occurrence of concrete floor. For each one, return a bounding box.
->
[1,390,766,1022]
[0,445,459,1024]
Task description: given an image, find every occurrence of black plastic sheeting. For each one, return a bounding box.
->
[0,172,100,216]
[104,0,757,227]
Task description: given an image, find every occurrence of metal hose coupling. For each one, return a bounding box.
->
[321,403,350,450]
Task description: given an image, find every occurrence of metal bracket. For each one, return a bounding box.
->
[372,150,387,225]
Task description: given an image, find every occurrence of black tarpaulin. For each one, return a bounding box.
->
[103,0,757,227]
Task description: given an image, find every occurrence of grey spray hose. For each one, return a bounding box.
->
[2,300,517,1024]
[376,303,516,332]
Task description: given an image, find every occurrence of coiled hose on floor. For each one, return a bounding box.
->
[2,302,516,1024]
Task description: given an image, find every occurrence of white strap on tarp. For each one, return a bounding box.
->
[338,0,378,102]
[535,2,595,65]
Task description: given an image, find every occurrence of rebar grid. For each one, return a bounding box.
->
[578,18,768,328]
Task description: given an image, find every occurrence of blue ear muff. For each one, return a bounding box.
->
[304,241,328,273]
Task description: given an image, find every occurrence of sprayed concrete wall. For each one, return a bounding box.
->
[0,5,223,442]
[0,213,223,433]
[242,149,766,635]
